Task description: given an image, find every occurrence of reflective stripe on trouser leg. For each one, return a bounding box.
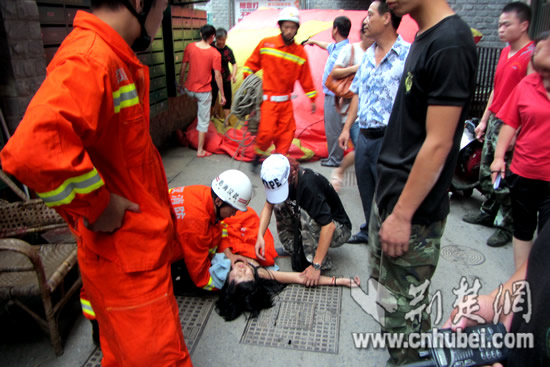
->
[368,201,445,367]
[78,249,192,367]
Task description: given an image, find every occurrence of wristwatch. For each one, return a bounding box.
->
[312,262,321,270]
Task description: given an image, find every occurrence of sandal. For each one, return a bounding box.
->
[197,151,212,158]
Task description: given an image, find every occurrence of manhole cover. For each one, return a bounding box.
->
[240,284,341,354]
[82,296,215,367]
[440,245,486,266]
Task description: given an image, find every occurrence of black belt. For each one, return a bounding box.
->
[360,126,386,139]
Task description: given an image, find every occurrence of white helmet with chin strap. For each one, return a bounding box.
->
[278,6,300,27]
[211,170,252,212]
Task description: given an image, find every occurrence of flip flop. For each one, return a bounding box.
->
[197,151,212,158]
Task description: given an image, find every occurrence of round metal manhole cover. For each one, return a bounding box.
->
[440,245,486,266]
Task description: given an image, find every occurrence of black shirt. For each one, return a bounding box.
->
[507,223,550,366]
[289,168,351,229]
[376,15,477,225]
[210,42,236,82]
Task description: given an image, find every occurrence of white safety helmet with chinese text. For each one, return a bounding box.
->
[211,169,252,212]
[278,6,300,27]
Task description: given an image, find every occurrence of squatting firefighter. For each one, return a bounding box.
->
[0,0,193,366]
[170,169,266,293]
[243,6,317,171]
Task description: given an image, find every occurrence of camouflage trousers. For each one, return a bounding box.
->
[368,201,445,366]
[274,200,350,270]
[478,114,513,232]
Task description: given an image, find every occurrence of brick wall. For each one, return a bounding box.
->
[448,0,510,48]
[0,0,46,134]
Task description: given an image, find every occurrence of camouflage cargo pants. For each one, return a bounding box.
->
[368,201,445,366]
[274,200,350,270]
[478,114,513,232]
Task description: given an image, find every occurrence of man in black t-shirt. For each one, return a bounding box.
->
[210,28,237,120]
[255,154,352,287]
[368,0,477,365]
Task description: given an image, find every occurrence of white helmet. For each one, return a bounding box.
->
[278,7,300,26]
[211,169,252,212]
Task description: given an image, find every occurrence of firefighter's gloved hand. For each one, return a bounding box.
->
[88,193,140,233]
[310,101,316,114]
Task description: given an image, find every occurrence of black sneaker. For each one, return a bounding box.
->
[487,229,512,247]
[320,158,339,167]
[348,232,368,244]
[462,211,494,227]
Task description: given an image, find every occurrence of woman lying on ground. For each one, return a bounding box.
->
[215,255,360,321]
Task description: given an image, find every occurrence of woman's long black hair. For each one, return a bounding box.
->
[215,265,286,321]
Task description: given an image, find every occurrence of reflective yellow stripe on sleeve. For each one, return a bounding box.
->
[113,83,139,113]
[80,298,96,319]
[306,91,317,98]
[243,66,254,75]
[37,168,104,207]
[259,48,306,65]
[202,277,215,291]
[221,222,228,238]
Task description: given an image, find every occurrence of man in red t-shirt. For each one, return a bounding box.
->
[491,31,550,270]
[180,24,226,158]
[462,2,534,248]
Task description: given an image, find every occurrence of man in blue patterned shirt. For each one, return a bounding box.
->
[306,16,351,167]
[338,1,410,245]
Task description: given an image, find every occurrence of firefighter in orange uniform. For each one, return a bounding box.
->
[170,170,255,292]
[219,206,278,268]
[243,6,317,171]
[0,1,192,366]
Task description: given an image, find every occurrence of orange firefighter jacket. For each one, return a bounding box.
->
[0,11,178,273]
[170,185,221,290]
[219,207,278,267]
[243,34,317,100]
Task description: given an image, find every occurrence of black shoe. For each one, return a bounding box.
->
[348,232,368,244]
[462,211,494,227]
[486,229,512,247]
[320,159,339,167]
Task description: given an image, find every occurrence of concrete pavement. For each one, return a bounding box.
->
[0,146,515,367]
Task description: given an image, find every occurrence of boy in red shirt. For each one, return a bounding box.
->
[180,24,225,158]
[463,2,534,247]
